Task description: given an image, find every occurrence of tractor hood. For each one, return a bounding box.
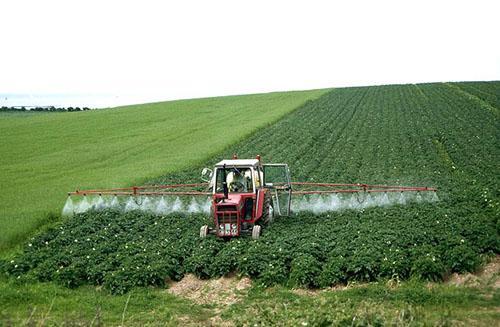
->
[215,193,247,207]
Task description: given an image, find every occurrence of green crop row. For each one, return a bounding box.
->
[2,202,495,294]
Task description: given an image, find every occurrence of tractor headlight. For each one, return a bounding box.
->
[231,223,238,236]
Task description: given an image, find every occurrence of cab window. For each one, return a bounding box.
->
[216,167,253,193]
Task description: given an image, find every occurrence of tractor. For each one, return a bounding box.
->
[199,155,291,239]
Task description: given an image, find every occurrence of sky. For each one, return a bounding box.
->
[1,0,499,107]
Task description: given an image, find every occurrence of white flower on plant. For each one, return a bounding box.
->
[28,243,32,247]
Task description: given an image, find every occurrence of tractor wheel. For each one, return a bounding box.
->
[200,225,209,238]
[252,225,261,240]
[261,193,274,225]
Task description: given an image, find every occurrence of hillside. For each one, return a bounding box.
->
[1,82,499,325]
[0,89,326,249]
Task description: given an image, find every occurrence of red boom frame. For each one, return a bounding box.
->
[68,182,436,197]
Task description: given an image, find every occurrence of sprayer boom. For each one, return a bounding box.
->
[63,156,438,239]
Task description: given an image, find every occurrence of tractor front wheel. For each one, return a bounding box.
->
[200,225,209,238]
[251,225,261,240]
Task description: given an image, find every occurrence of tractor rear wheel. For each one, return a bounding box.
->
[252,225,261,240]
[200,225,209,238]
[261,193,274,225]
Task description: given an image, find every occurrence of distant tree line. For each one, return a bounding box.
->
[0,106,92,112]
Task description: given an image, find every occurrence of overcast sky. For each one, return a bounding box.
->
[1,0,499,105]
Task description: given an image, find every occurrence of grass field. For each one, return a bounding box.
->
[1,274,498,325]
[0,89,326,250]
[1,82,498,325]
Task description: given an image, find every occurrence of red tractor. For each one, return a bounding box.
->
[199,156,292,239]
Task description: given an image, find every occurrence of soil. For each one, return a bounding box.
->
[447,255,500,288]
[167,273,252,306]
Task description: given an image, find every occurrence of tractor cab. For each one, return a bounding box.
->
[200,156,291,239]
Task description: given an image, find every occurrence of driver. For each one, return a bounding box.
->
[227,169,250,192]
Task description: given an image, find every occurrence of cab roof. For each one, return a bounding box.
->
[215,159,260,168]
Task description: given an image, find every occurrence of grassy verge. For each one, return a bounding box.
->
[224,282,499,326]
[0,89,327,250]
[0,276,212,326]
[1,277,498,326]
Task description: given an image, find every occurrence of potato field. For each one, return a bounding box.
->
[2,82,499,294]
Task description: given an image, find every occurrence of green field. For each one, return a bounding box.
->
[0,89,326,250]
[1,82,499,325]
